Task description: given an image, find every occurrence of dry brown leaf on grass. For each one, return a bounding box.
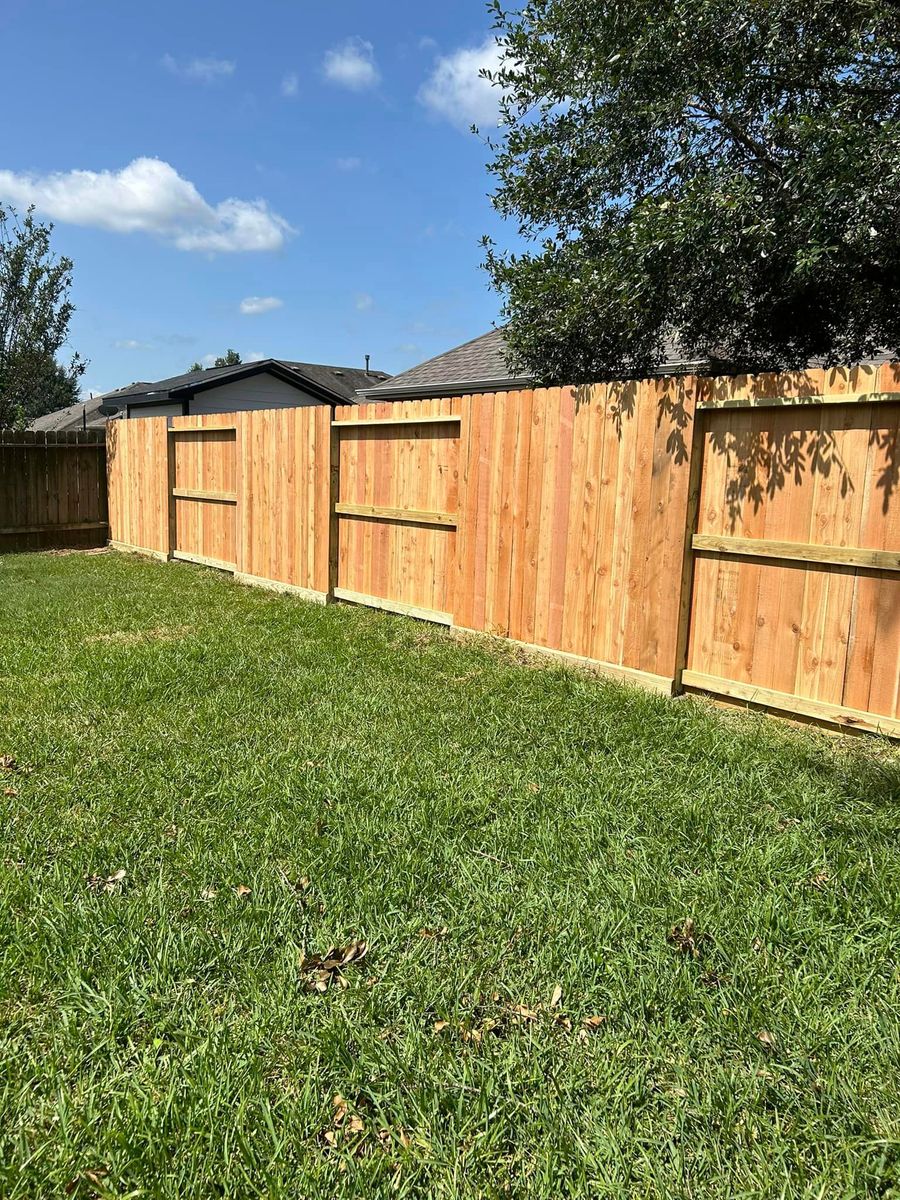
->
[3,786,17,797]
[578,1015,607,1041]
[700,968,727,989]
[86,869,126,894]
[64,1167,108,1196]
[0,755,18,772]
[508,1004,539,1023]
[433,994,604,1044]
[235,884,252,899]
[323,1094,411,1163]
[757,1029,777,1049]
[377,1126,412,1151]
[301,939,368,993]
[667,918,709,959]
[199,887,218,901]
[808,870,831,890]
[331,1094,365,1135]
[418,926,449,940]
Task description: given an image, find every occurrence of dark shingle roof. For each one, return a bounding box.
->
[105,358,391,407]
[359,328,712,400]
[280,360,390,399]
[30,394,124,433]
[104,364,254,401]
[360,330,526,400]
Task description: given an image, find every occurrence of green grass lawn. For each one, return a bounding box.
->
[1,550,899,1199]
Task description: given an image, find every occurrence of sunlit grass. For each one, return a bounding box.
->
[1,550,899,1198]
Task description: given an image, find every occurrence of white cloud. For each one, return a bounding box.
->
[239,295,283,315]
[162,53,235,83]
[281,72,299,98]
[354,292,374,311]
[0,158,294,253]
[418,37,505,130]
[335,156,363,172]
[245,351,266,363]
[113,338,151,350]
[323,38,380,90]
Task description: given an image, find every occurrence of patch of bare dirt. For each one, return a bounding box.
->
[87,625,191,645]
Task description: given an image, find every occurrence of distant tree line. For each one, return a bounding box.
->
[188,350,242,371]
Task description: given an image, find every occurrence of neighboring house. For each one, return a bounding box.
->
[31,358,390,431]
[103,358,389,419]
[356,328,706,402]
[31,393,123,433]
[357,328,900,403]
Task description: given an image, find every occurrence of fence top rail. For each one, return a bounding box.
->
[0,428,106,444]
[333,414,462,428]
[696,390,900,410]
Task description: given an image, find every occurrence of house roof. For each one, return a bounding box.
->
[357,328,707,400]
[106,358,391,408]
[359,330,529,400]
[30,394,124,433]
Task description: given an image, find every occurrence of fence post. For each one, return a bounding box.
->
[671,378,705,694]
[166,416,177,560]
[327,411,340,599]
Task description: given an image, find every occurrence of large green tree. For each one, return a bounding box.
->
[483,0,900,381]
[0,205,85,425]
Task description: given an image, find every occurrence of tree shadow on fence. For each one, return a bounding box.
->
[575,368,899,527]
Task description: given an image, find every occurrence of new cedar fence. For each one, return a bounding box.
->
[0,428,108,552]
[107,363,900,738]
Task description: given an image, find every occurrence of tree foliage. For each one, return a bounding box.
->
[483,0,900,381]
[190,349,242,371]
[0,205,85,425]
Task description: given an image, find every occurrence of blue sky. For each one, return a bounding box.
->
[0,0,513,396]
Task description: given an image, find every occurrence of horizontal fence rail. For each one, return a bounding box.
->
[107,361,900,738]
[0,428,108,553]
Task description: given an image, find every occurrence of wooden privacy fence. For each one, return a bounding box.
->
[107,362,900,738]
[0,428,108,553]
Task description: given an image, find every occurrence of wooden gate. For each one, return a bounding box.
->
[332,400,461,623]
[683,398,900,732]
[169,420,238,572]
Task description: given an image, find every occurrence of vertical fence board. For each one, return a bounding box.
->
[0,427,108,552]
[104,369,900,734]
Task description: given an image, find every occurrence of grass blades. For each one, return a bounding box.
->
[1,550,899,1198]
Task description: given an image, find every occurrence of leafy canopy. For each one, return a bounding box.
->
[483,0,900,382]
[189,349,242,372]
[0,205,85,426]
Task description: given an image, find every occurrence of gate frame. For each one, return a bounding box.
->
[329,408,461,626]
[679,387,900,739]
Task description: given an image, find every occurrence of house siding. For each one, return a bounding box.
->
[128,402,184,419]
[123,372,323,419]
[187,374,320,414]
